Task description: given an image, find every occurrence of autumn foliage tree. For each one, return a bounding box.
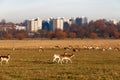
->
[112,31,120,39]
[69,32,76,38]
[103,33,109,39]
[55,30,67,39]
[4,33,13,39]
[89,32,98,39]
[15,32,26,40]
[1,18,120,39]
[47,31,55,39]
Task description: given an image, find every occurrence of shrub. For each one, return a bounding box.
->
[4,33,13,39]
[56,31,67,39]
[15,33,26,40]
[90,32,98,39]
[69,32,76,38]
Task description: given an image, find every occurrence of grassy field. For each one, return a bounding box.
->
[0,39,120,80]
[0,39,120,49]
[0,49,120,80]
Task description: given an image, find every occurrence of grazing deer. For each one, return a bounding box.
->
[53,54,61,63]
[72,48,80,52]
[53,52,68,63]
[54,45,60,49]
[64,47,70,51]
[12,47,15,51]
[39,46,44,52]
[0,54,10,65]
[53,52,74,64]
[60,54,75,64]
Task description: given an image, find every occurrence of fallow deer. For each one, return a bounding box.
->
[0,54,10,65]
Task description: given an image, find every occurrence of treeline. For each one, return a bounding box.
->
[0,30,26,40]
[0,19,120,40]
[63,19,120,39]
[47,19,120,39]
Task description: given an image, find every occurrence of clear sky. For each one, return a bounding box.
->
[0,0,120,23]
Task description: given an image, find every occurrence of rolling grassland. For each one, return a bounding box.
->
[0,39,120,80]
[0,39,120,49]
[0,49,120,80]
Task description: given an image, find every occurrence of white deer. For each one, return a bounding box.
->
[53,54,61,63]
[53,53,75,64]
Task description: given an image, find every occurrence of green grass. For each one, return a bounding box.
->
[0,49,120,80]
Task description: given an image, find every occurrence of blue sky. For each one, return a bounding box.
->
[0,0,120,23]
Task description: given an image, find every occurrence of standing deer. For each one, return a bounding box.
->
[0,54,10,65]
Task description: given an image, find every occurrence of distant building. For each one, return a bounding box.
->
[49,19,54,31]
[42,21,50,31]
[0,22,15,31]
[81,16,88,24]
[61,17,68,22]
[22,20,28,27]
[69,17,76,25]
[76,17,82,25]
[27,19,34,32]
[69,16,88,25]
[15,25,26,30]
[110,19,118,25]
[49,18,64,31]
[27,17,42,32]
[35,18,42,30]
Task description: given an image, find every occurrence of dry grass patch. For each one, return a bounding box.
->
[0,49,120,80]
[0,39,120,49]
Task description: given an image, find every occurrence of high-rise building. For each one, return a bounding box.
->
[27,19,34,32]
[69,17,76,25]
[81,16,88,24]
[42,20,50,31]
[27,17,42,32]
[49,18,64,31]
[36,17,42,30]
[76,17,82,25]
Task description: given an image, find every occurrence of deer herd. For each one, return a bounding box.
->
[1,45,119,65]
[0,53,75,65]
